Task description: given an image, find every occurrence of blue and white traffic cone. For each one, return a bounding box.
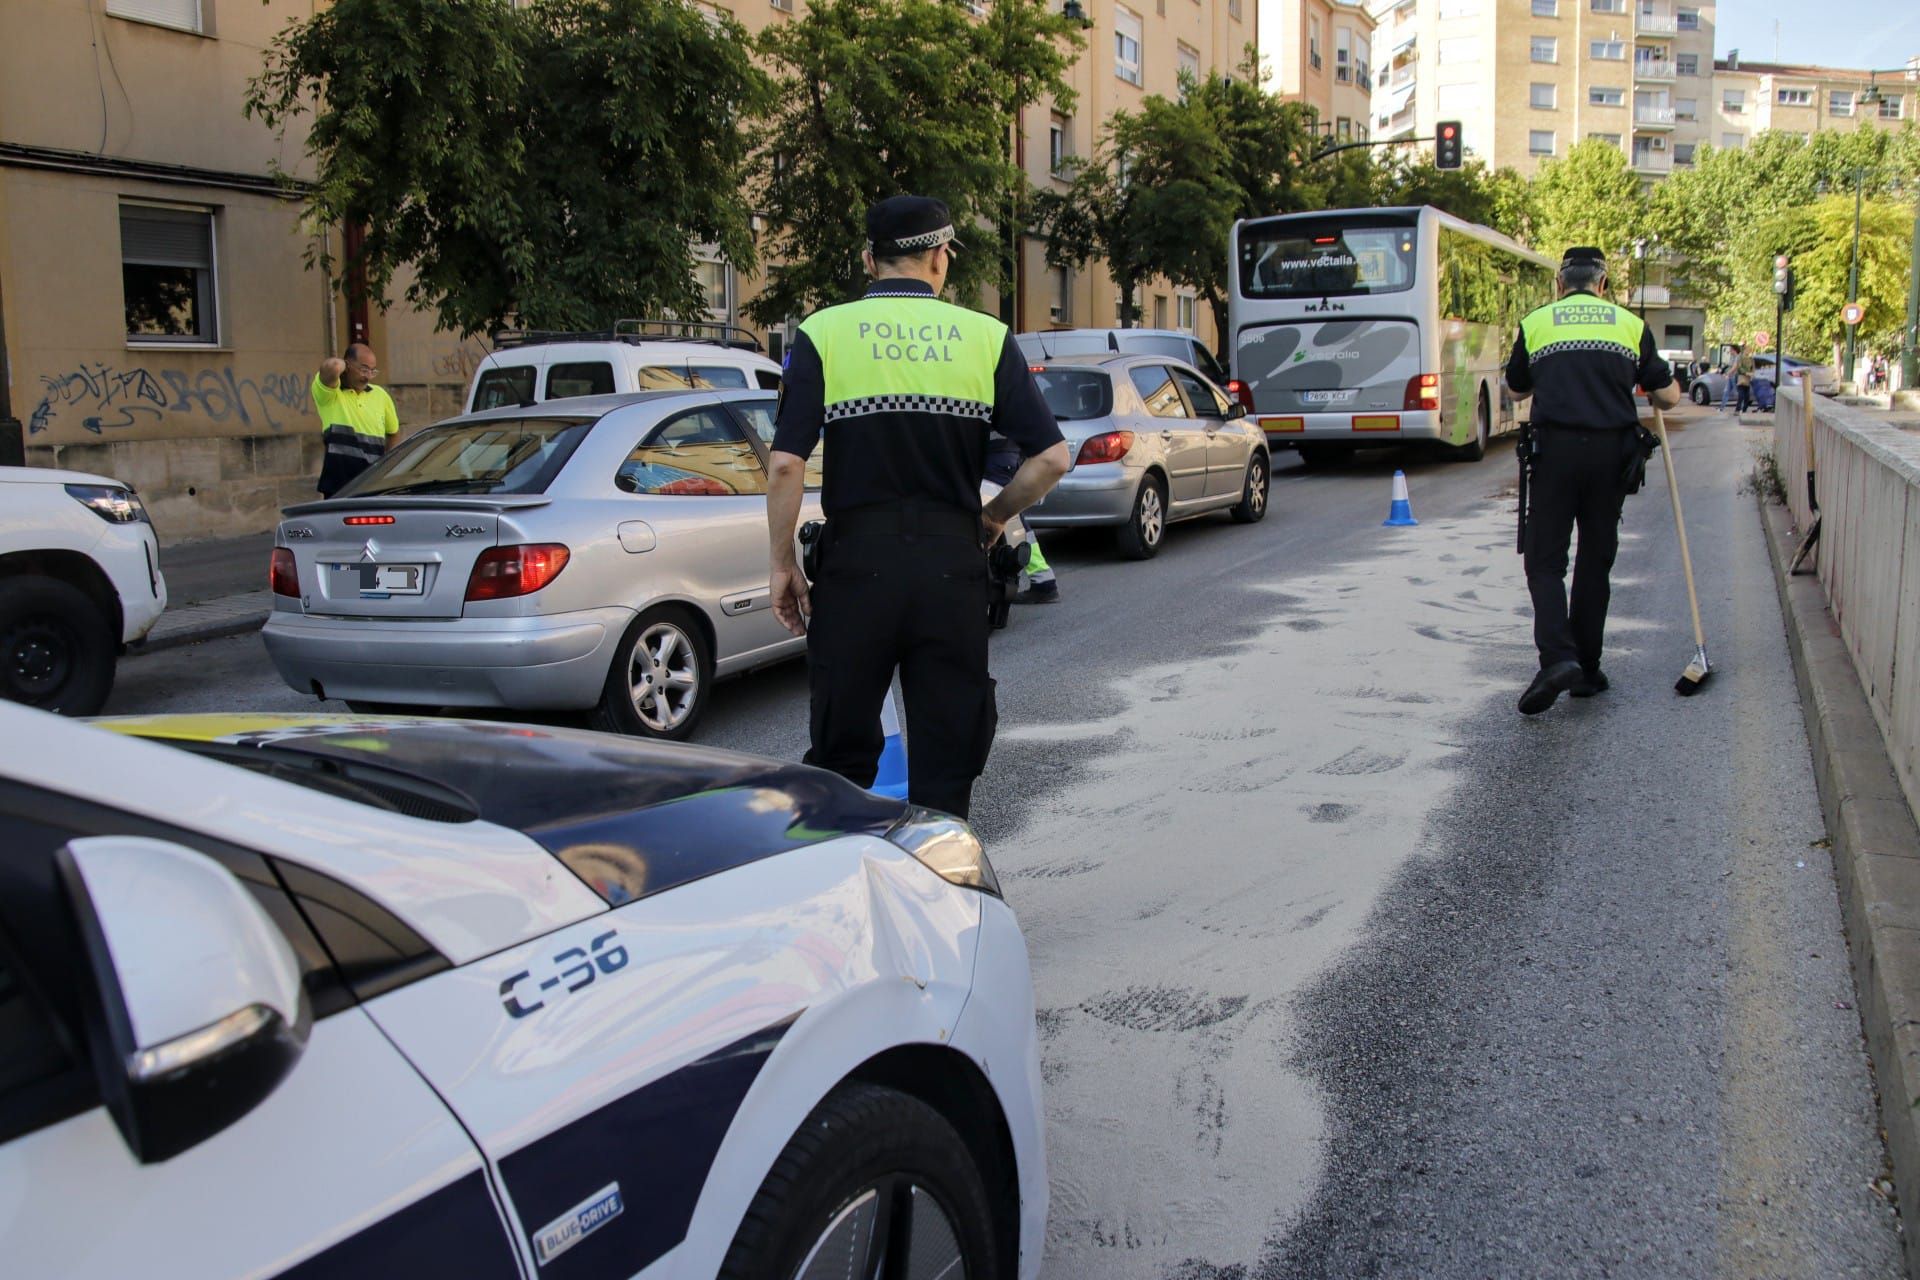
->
[872,685,909,799]
[1382,470,1419,527]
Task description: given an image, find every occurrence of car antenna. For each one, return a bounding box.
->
[1108,332,1120,351]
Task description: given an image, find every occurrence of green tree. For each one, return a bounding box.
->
[1735,196,1913,360]
[1528,138,1647,297]
[246,0,770,336]
[1369,155,1517,231]
[746,0,1080,325]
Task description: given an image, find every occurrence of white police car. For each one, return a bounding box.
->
[0,705,1045,1279]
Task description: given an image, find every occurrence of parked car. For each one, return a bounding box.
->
[263,390,818,739]
[1017,327,1232,389]
[1658,349,1697,392]
[1689,354,1837,405]
[1019,354,1270,559]
[465,321,783,415]
[0,465,166,715]
[0,704,1044,1280]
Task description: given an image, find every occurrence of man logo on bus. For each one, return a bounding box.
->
[1304,299,1347,314]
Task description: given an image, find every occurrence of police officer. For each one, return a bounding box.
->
[765,195,1070,817]
[1505,246,1681,716]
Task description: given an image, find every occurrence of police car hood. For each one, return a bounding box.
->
[99,715,910,907]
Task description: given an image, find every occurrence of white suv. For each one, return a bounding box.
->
[0,466,166,715]
[465,322,783,414]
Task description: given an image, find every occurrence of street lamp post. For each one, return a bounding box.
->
[1634,239,1646,320]
[1846,165,1863,385]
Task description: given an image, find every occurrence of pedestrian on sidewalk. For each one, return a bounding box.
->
[313,344,401,498]
[1505,246,1682,715]
[1733,344,1755,414]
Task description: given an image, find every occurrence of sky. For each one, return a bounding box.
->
[1713,1,1920,71]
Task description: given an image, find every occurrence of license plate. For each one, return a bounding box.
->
[333,563,424,596]
[1300,389,1354,405]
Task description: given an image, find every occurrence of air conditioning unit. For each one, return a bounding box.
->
[1652,135,1668,150]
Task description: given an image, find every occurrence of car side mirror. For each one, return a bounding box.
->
[58,836,310,1164]
[1226,402,1248,420]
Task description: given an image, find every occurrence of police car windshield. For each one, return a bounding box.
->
[342,418,594,497]
[1240,216,1419,299]
[1033,370,1114,420]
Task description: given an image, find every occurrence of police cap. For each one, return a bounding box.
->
[867,195,965,258]
[1560,246,1607,268]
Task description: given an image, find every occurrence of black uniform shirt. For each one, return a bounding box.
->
[1505,291,1674,430]
[772,281,1063,517]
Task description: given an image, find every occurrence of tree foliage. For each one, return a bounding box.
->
[246,0,770,337]
[1370,155,1535,242]
[1528,139,1647,298]
[746,0,1080,325]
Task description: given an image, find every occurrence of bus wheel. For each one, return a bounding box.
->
[1453,390,1490,462]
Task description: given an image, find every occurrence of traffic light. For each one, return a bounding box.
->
[1773,253,1795,311]
[1436,121,1463,170]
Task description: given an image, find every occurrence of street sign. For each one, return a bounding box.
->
[1843,301,1866,326]
[1754,331,1771,348]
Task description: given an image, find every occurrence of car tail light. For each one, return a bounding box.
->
[1226,379,1256,412]
[343,515,396,526]
[270,547,299,597]
[1075,431,1135,466]
[466,544,571,601]
[1404,373,1440,411]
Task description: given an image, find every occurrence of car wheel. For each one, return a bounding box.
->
[1115,475,1166,560]
[718,1083,1002,1280]
[0,576,116,716]
[1692,383,1710,405]
[1453,389,1490,462]
[344,700,441,716]
[1230,451,1269,524]
[590,605,711,740]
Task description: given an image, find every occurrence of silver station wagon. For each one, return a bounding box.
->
[1020,353,1270,558]
[263,391,820,739]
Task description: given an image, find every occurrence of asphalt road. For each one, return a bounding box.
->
[109,406,1904,1278]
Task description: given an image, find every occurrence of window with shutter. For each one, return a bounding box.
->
[106,0,202,33]
[121,204,217,344]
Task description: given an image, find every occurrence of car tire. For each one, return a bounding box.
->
[590,605,712,740]
[345,700,440,716]
[717,1083,1002,1280]
[0,576,116,717]
[1453,389,1491,462]
[1229,451,1269,524]
[1692,383,1710,405]
[1115,475,1167,561]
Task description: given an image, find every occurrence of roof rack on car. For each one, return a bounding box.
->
[491,318,765,353]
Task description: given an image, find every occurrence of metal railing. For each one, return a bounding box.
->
[1637,11,1677,33]
[1635,105,1677,125]
[1635,59,1676,81]
[1631,150,1673,172]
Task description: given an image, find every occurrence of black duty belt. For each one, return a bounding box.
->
[1536,422,1634,435]
[830,505,980,539]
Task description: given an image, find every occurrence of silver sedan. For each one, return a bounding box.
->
[1020,354,1270,558]
[263,391,819,739]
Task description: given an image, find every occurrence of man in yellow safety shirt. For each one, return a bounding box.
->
[312,343,400,497]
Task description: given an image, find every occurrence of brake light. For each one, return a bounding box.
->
[1075,431,1135,465]
[466,544,571,601]
[343,515,395,525]
[270,547,299,597]
[1226,379,1256,411]
[1313,236,1338,245]
[1403,373,1441,411]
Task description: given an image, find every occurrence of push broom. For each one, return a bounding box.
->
[1650,404,1713,694]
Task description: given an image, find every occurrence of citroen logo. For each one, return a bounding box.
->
[360,539,379,562]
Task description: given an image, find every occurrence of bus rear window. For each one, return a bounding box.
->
[1240,221,1418,299]
[1033,370,1113,420]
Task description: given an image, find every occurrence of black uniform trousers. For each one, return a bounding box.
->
[1523,426,1636,673]
[804,507,996,819]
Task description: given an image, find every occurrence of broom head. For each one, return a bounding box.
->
[1675,644,1713,696]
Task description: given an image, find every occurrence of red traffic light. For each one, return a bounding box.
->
[1775,254,1790,269]
[1442,125,1456,138]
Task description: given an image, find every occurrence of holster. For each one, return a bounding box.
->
[1622,423,1660,495]
[986,538,1030,631]
[798,519,826,583]
[1516,420,1534,554]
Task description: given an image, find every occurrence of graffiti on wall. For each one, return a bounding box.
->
[29,363,313,437]
[388,336,492,385]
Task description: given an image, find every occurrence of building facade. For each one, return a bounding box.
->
[1262,0,1377,142]
[1711,55,1916,154]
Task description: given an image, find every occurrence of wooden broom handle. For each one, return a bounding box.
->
[1651,405,1706,649]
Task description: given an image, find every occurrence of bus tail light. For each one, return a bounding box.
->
[1075,431,1136,466]
[1404,373,1441,411]
[1226,379,1256,412]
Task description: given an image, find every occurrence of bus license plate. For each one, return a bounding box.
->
[1300,389,1353,405]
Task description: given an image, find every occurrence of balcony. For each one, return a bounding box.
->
[1634,105,1677,127]
[1632,150,1672,174]
[1635,58,1676,82]
[1629,284,1672,306]
[1636,11,1677,33]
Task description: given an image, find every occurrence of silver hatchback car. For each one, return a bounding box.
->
[263,390,819,739]
[1020,354,1270,558]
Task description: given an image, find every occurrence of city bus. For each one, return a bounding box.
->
[1227,206,1555,463]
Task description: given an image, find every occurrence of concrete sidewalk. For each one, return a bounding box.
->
[137,532,273,655]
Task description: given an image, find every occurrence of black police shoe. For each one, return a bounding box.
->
[1518,660,1583,715]
[1571,668,1610,698]
[1017,580,1060,604]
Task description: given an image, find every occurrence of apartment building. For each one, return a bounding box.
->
[1711,54,1916,154]
[1264,0,1378,143]
[1367,0,1714,179]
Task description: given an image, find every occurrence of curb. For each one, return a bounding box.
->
[1758,489,1920,1272]
[133,610,269,657]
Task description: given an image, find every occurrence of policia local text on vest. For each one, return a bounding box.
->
[766,196,1069,819]
[1505,246,1680,717]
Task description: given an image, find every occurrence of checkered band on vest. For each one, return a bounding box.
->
[824,393,993,422]
[1528,339,1638,363]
